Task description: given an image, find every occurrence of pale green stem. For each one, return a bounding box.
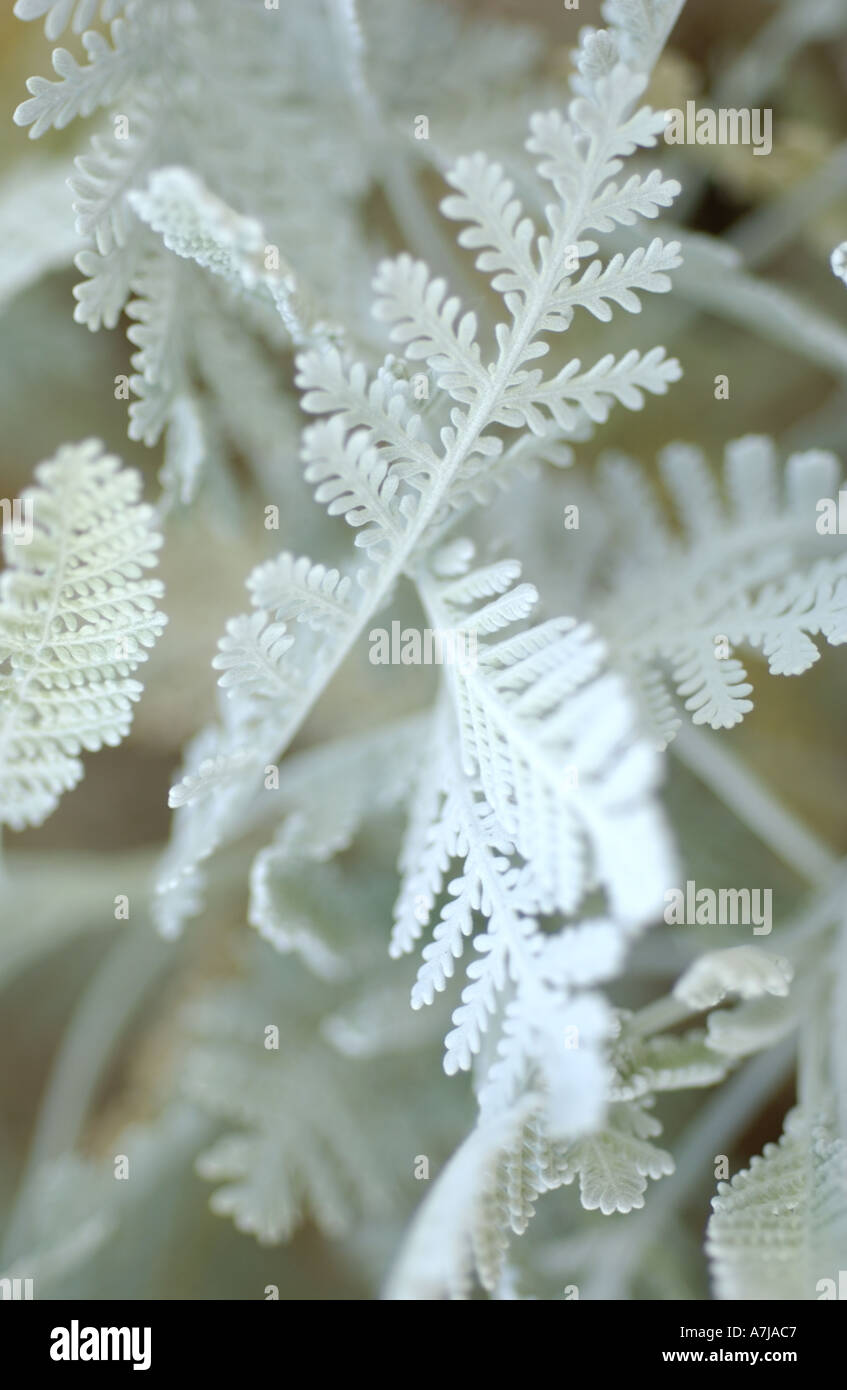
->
[627,992,694,1038]
[671,238,847,379]
[672,723,839,887]
[329,0,480,305]
[0,925,177,1266]
[797,989,830,1113]
[598,218,847,383]
[639,0,688,73]
[832,915,847,1140]
[0,1106,211,1293]
[713,0,847,108]
[583,1036,795,1300]
[728,142,847,269]
[0,848,157,992]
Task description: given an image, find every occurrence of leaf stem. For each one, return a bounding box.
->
[672,723,839,887]
[0,925,177,1267]
[627,992,694,1038]
[582,1036,795,1299]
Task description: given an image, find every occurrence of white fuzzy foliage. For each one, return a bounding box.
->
[156,45,683,940]
[391,550,675,1137]
[0,1106,202,1295]
[8,0,845,1307]
[611,1029,730,1100]
[0,164,79,314]
[141,29,688,1251]
[128,167,343,349]
[246,554,354,632]
[707,1110,847,1300]
[384,1100,539,1299]
[13,1,127,42]
[583,437,847,744]
[705,995,799,1058]
[15,0,831,1302]
[674,946,794,1011]
[0,440,166,830]
[180,898,449,1250]
[599,0,685,73]
[69,102,153,256]
[185,992,391,1245]
[13,4,151,140]
[386,1092,676,1297]
[9,0,551,477]
[559,1102,675,1215]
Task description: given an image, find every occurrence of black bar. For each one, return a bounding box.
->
[0,1298,840,1376]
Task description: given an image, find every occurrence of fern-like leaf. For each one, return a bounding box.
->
[707,1109,847,1300]
[14,10,147,139]
[0,440,166,829]
[582,437,847,744]
[13,0,127,43]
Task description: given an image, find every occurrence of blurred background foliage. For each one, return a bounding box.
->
[1,0,847,1299]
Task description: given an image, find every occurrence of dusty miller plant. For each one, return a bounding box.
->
[2,0,847,1301]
